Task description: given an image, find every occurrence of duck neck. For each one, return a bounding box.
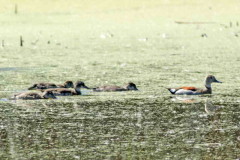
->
[205,85,212,94]
[75,88,81,95]
[205,81,211,88]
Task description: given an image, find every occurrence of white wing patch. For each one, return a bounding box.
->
[175,89,195,95]
[169,89,177,93]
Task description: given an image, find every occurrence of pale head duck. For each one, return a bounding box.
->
[167,75,222,95]
[28,81,74,90]
[14,91,56,100]
[93,82,138,92]
[43,81,90,96]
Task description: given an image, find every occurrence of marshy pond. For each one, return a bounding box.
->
[1,0,240,159]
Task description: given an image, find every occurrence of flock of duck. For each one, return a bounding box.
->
[13,75,222,100]
[13,81,139,100]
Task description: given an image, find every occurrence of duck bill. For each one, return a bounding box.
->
[28,84,37,90]
[82,85,90,89]
[214,79,222,83]
[48,96,57,99]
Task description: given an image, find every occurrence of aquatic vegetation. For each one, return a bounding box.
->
[0,0,240,159]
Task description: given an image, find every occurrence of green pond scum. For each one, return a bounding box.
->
[0,0,240,159]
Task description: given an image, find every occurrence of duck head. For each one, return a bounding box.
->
[75,81,90,89]
[42,91,57,99]
[64,81,74,88]
[205,75,222,88]
[126,82,138,91]
[28,84,37,90]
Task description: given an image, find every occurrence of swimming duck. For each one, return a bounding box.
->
[43,81,90,96]
[14,91,56,100]
[167,75,222,95]
[28,81,74,90]
[93,82,138,92]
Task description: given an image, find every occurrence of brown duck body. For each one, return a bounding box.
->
[93,86,128,92]
[42,81,89,96]
[93,82,138,92]
[195,87,212,94]
[44,88,81,96]
[28,83,57,90]
[28,81,74,90]
[14,91,56,100]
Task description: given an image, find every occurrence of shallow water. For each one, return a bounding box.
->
[0,67,37,72]
[0,67,20,72]
[0,96,239,159]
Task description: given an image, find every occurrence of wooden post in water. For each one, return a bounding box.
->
[15,4,18,14]
[20,36,23,47]
[237,21,239,27]
[230,22,232,27]
[2,40,4,47]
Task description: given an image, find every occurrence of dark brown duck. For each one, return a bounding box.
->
[14,91,57,100]
[43,81,90,96]
[28,81,74,90]
[93,82,138,92]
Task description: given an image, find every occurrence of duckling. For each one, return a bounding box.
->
[43,81,90,96]
[93,82,138,92]
[167,75,222,95]
[28,81,74,90]
[14,91,56,100]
